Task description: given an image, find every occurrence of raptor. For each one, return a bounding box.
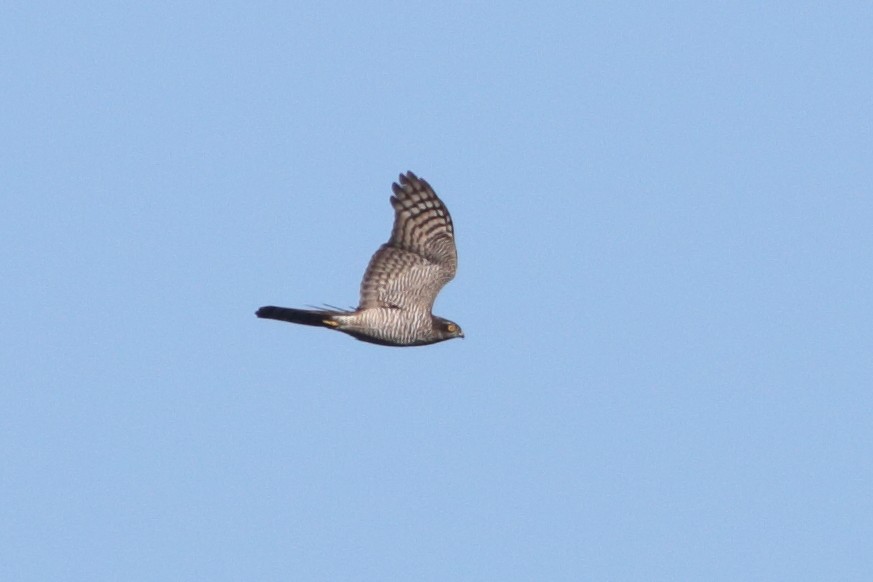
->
[256,171,463,347]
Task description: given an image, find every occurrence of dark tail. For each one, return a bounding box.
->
[255,306,338,328]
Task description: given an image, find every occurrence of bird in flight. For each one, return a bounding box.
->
[256,171,463,347]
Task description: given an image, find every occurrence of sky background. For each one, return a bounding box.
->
[3,2,872,580]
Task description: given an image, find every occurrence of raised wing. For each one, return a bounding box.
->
[358,172,457,312]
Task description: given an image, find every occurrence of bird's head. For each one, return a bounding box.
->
[433,317,465,341]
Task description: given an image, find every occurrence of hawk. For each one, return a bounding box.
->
[256,171,464,347]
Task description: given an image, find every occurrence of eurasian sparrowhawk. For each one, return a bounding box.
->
[256,172,463,346]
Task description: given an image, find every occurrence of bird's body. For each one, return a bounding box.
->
[256,172,463,347]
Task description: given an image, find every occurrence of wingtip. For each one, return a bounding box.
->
[398,170,420,185]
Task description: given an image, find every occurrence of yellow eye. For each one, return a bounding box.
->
[446,323,458,333]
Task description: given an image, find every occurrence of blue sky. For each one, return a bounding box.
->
[3,2,872,580]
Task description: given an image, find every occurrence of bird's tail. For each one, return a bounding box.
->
[255,306,342,328]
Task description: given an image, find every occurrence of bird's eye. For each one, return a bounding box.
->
[446,323,457,333]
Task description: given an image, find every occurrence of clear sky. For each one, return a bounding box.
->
[3,2,872,580]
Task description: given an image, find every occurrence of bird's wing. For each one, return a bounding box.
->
[358,172,457,312]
